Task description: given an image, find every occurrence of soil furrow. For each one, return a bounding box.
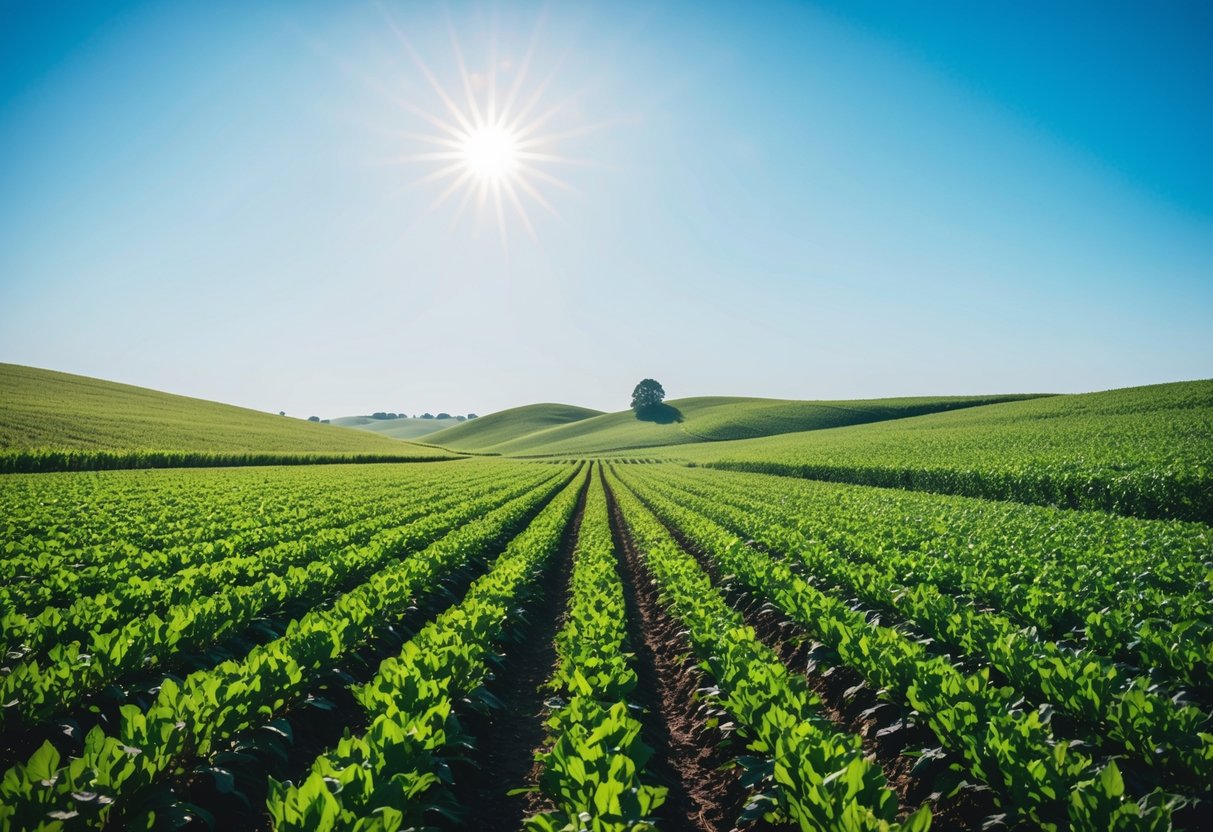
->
[456,470,589,832]
[626,476,994,831]
[115,471,581,830]
[602,469,748,832]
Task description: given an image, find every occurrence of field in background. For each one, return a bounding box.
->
[623,380,1212,522]
[328,415,463,441]
[420,394,1037,456]
[420,402,604,450]
[0,364,456,471]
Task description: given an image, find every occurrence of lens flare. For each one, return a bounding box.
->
[376,11,598,247]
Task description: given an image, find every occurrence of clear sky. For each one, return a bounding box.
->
[2,0,1210,418]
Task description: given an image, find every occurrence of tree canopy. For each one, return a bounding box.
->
[631,379,666,414]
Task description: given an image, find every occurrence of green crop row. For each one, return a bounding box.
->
[0,449,458,474]
[705,459,1211,524]
[2,464,513,658]
[656,464,1213,696]
[631,465,1213,788]
[0,462,498,611]
[266,469,587,831]
[0,466,577,831]
[605,469,928,831]
[614,467,1180,830]
[0,466,562,732]
[526,468,665,832]
[674,379,1213,523]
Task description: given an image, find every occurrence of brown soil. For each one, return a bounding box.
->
[602,470,754,832]
[455,471,588,831]
[640,488,997,832]
[163,470,582,830]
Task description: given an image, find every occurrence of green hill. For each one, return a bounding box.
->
[422,403,604,451]
[0,364,455,471]
[661,380,1213,522]
[431,394,1036,456]
[330,415,462,441]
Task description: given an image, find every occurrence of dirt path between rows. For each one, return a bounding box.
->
[617,471,993,831]
[602,468,750,832]
[458,470,589,831]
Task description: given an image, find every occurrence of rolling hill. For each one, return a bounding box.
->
[657,379,1213,521]
[329,415,463,441]
[0,363,456,471]
[421,403,604,451]
[422,394,1038,456]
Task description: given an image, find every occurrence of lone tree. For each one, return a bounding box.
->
[631,379,666,414]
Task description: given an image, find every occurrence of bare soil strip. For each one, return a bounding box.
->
[641,491,995,831]
[455,472,589,832]
[602,471,751,832]
[128,474,579,830]
[0,477,573,771]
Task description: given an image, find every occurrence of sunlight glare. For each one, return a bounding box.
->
[378,10,596,247]
[461,125,520,181]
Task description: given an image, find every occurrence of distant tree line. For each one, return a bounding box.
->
[282,411,479,423]
[372,412,478,421]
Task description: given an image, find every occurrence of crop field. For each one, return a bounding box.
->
[0,365,455,473]
[2,435,1211,831]
[627,380,1213,524]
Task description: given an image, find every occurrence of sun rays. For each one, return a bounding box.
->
[379,10,589,248]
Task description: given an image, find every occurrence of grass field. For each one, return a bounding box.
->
[1,371,1211,831]
[329,415,466,441]
[0,364,455,471]
[654,379,1213,522]
[421,402,604,451]
[424,394,1036,456]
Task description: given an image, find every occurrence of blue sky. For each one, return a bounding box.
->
[1,0,1210,417]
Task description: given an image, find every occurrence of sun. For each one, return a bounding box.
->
[460,124,521,182]
[377,13,592,247]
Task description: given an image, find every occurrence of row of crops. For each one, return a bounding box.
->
[1,458,1210,830]
[672,379,1213,523]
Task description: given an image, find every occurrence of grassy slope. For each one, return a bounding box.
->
[0,364,453,470]
[653,380,1213,522]
[330,416,461,441]
[421,403,604,451]
[440,394,1037,456]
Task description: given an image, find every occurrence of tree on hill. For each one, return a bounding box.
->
[421,413,434,419]
[631,379,665,413]
[467,413,478,419]
[437,412,451,419]
[307,416,320,422]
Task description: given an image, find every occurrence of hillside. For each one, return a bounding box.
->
[429,394,1037,455]
[422,403,604,451]
[0,364,455,471]
[330,415,460,441]
[659,379,1213,522]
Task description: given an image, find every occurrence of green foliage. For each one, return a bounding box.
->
[630,379,666,413]
[675,379,1213,522]
[613,464,1196,829]
[0,363,452,471]
[527,471,665,831]
[1,378,1208,831]
[0,462,578,829]
[421,402,605,451]
[606,469,919,831]
[454,394,1032,456]
[267,469,587,831]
